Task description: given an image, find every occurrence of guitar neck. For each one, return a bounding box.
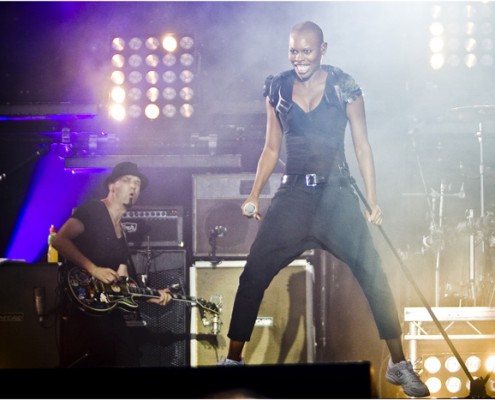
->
[127,285,160,299]
[127,285,196,304]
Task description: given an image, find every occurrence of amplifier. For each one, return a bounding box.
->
[122,206,184,248]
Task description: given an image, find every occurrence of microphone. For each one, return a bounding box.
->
[242,202,257,217]
[34,287,45,323]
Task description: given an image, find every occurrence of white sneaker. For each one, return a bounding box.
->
[385,359,430,397]
[217,357,245,366]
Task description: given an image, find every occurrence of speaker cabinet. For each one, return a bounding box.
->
[192,173,282,257]
[189,259,315,366]
[0,262,61,368]
[127,250,189,367]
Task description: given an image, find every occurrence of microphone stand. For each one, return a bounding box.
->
[208,226,226,267]
[339,164,491,399]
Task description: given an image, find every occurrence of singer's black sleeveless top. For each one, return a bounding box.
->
[263,65,362,176]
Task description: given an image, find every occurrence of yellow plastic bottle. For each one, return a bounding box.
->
[47,225,58,263]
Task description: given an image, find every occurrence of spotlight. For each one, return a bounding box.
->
[107,33,197,124]
[425,377,442,394]
[111,86,126,103]
[144,104,160,120]
[445,356,461,373]
[445,376,462,394]
[109,104,126,121]
[427,3,494,70]
[466,355,482,373]
[424,356,442,373]
[430,53,445,70]
[485,355,495,372]
[162,34,178,52]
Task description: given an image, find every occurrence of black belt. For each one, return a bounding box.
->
[281,174,348,187]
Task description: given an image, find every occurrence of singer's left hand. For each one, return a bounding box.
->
[366,204,383,226]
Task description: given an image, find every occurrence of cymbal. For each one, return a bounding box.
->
[447,105,495,122]
[409,105,495,136]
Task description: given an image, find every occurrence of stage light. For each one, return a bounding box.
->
[180,103,194,118]
[427,3,494,70]
[430,53,445,70]
[486,355,495,372]
[464,53,477,68]
[162,34,178,52]
[144,104,159,120]
[429,21,444,36]
[107,33,197,125]
[466,355,482,373]
[424,356,442,373]
[111,86,126,103]
[465,37,477,52]
[480,53,494,67]
[425,377,442,394]
[111,70,125,85]
[429,37,444,53]
[416,353,495,398]
[445,376,462,394]
[109,104,126,121]
[445,356,461,373]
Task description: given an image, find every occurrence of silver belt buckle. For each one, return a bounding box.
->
[305,174,317,187]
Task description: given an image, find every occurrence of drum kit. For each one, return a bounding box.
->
[405,105,495,307]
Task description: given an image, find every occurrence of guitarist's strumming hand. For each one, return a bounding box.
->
[147,288,172,306]
[90,265,121,284]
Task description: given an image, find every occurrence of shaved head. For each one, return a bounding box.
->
[291,21,324,45]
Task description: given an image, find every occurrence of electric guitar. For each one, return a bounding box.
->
[66,266,220,317]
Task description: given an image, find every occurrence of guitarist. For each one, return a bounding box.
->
[52,161,172,368]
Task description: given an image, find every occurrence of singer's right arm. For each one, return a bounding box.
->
[52,217,120,283]
[242,97,283,218]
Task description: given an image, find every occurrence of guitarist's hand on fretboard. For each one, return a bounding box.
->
[146,288,172,306]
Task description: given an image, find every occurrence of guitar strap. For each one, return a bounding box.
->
[121,225,139,284]
[120,226,146,324]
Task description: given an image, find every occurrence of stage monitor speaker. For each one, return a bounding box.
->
[189,259,315,366]
[127,250,189,367]
[0,262,61,368]
[192,173,283,257]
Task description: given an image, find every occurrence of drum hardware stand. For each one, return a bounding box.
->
[404,133,467,307]
[465,209,478,306]
[421,181,465,306]
[474,122,492,305]
[477,122,486,220]
[340,164,491,398]
[433,179,446,308]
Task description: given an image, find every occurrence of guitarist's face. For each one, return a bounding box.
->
[111,174,142,208]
